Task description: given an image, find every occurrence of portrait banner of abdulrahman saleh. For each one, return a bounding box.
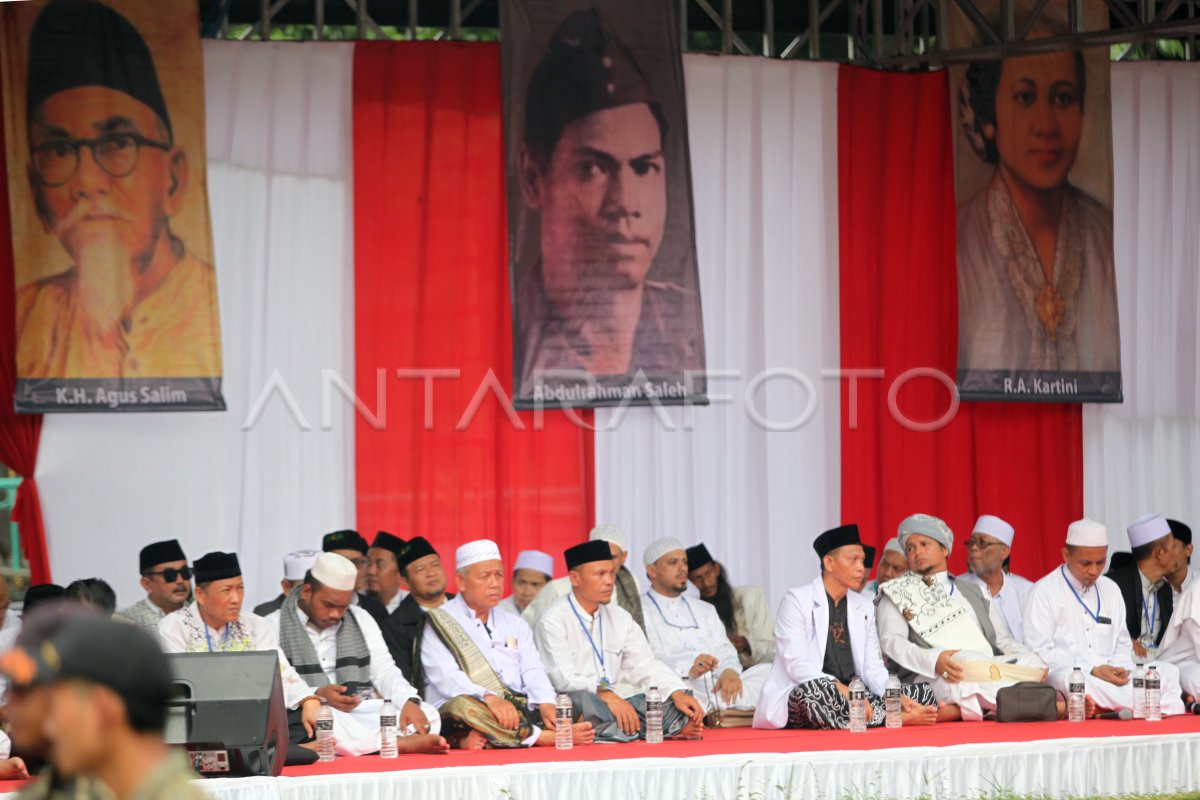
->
[501,0,707,409]
[950,0,1122,403]
[2,0,225,412]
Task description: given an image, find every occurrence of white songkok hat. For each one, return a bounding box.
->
[311,552,358,591]
[882,537,904,556]
[513,549,554,579]
[643,537,685,567]
[456,538,503,570]
[1066,518,1108,548]
[589,524,629,552]
[283,549,322,581]
[897,514,953,554]
[1128,514,1171,549]
[973,515,1014,547]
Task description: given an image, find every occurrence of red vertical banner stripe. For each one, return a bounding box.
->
[352,42,594,582]
[837,66,1082,579]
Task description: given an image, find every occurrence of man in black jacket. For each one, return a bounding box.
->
[380,536,454,689]
[1107,513,1186,658]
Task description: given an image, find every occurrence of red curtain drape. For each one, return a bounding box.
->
[0,119,50,585]
[352,42,594,585]
[837,66,1083,579]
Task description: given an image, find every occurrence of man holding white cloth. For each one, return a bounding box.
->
[877,513,1046,721]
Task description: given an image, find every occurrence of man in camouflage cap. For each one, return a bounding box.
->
[515,8,701,398]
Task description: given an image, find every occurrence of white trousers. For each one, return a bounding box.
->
[688,664,771,711]
[1046,662,1185,715]
[331,698,441,756]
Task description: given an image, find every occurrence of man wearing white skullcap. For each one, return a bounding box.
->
[264,553,448,756]
[863,537,908,594]
[421,540,593,749]
[640,539,768,713]
[522,524,644,631]
[958,515,1035,644]
[1024,519,1185,715]
[254,550,322,617]
[1107,513,1186,658]
[876,514,1047,721]
[498,550,554,616]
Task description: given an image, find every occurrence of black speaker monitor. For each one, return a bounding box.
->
[165,651,288,777]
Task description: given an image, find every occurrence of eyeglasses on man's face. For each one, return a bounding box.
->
[32,130,170,187]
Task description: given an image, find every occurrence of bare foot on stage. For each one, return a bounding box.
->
[675,720,704,739]
[936,703,962,722]
[572,721,595,745]
[1056,696,1099,720]
[397,733,450,754]
[450,730,488,750]
[300,738,336,753]
[901,705,938,726]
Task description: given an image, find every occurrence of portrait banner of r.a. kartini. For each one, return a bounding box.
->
[949,0,1122,403]
[501,0,707,409]
[1,0,225,412]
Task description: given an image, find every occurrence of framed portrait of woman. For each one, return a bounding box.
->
[949,0,1122,403]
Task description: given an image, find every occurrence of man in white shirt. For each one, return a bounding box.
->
[265,552,446,756]
[156,552,324,748]
[535,540,705,741]
[686,543,775,668]
[366,531,411,616]
[422,540,593,749]
[876,514,1046,721]
[642,538,767,712]
[497,550,554,617]
[522,524,644,631]
[756,524,939,729]
[958,515,1035,644]
[1024,518,1183,714]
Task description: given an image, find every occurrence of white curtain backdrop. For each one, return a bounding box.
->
[594,57,842,610]
[1083,63,1200,550]
[35,42,357,607]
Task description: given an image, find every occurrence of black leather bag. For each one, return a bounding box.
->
[995,681,1058,722]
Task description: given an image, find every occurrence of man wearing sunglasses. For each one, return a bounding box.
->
[15,0,220,381]
[115,539,192,633]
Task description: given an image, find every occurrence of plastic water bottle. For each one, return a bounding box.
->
[1132,664,1146,719]
[555,693,573,750]
[1145,666,1162,722]
[316,701,335,762]
[379,699,398,759]
[1068,667,1086,722]
[848,676,867,733]
[885,673,902,729]
[645,686,664,744]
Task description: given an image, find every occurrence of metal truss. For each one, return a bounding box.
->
[203,0,1200,65]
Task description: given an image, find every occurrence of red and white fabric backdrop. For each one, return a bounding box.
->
[20,41,1199,610]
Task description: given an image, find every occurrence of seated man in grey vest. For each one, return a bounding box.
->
[876,514,1046,721]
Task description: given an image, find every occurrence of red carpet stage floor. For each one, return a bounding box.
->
[4,717,1200,799]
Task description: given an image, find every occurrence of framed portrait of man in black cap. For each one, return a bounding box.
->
[502,0,707,409]
[1,0,225,413]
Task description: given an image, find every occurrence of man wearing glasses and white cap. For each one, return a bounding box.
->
[498,549,554,617]
[958,515,1035,643]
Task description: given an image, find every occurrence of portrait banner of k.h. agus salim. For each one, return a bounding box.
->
[501,0,707,409]
[2,0,225,412]
[950,0,1122,403]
